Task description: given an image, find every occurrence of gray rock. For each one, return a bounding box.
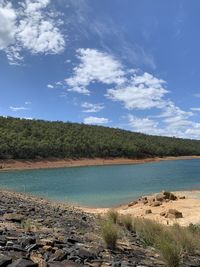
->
[8,258,38,267]
[0,256,12,267]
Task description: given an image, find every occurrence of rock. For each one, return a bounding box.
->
[51,249,68,261]
[39,239,54,247]
[155,193,165,202]
[0,256,12,267]
[48,262,68,267]
[179,196,186,199]
[160,211,166,217]
[151,201,162,207]
[43,246,52,252]
[77,248,96,260]
[30,253,47,267]
[21,236,36,248]
[162,191,177,201]
[8,258,38,267]
[3,214,24,223]
[128,201,137,207]
[145,209,152,214]
[165,209,183,219]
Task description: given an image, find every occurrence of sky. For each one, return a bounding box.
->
[1,0,200,139]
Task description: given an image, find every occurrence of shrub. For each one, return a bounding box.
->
[121,215,133,231]
[107,209,119,224]
[171,223,196,254]
[158,238,182,267]
[133,218,164,246]
[102,221,118,250]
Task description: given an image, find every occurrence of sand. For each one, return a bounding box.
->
[83,190,200,226]
[1,156,200,171]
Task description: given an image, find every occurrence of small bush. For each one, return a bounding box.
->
[133,218,164,246]
[102,221,118,250]
[158,238,182,267]
[107,209,119,224]
[188,223,200,234]
[171,223,196,254]
[121,215,133,231]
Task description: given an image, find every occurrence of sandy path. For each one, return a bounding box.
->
[1,156,200,172]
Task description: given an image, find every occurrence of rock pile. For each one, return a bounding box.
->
[0,190,169,267]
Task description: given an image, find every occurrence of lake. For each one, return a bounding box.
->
[0,159,200,207]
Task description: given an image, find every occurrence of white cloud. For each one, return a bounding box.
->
[47,84,54,88]
[84,116,109,125]
[106,72,168,110]
[191,107,200,111]
[81,102,104,113]
[128,115,160,135]
[0,2,16,49]
[185,124,200,139]
[25,101,31,105]
[66,48,126,94]
[9,106,28,112]
[0,0,65,64]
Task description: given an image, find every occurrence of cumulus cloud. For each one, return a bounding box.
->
[128,115,160,135]
[81,102,104,113]
[84,116,109,124]
[106,72,168,110]
[0,2,16,49]
[66,48,126,94]
[0,0,65,64]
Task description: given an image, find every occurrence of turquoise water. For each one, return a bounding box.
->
[0,159,200,207]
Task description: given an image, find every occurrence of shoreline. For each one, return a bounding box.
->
[1,155,200,172]
[1,188,200,226]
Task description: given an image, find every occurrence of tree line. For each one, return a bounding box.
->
[0,116,200,160]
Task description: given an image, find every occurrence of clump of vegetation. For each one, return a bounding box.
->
[132,218,200,266]
[158,238,182,267]
[101,221,118,250]
[133,218,164,246]
[21,219,40,232]
[171,223,196,254]
[107,209,119,224]
[188,223,200,234]
[120,215,133,231]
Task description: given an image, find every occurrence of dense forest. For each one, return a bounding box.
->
[0,116,200,160]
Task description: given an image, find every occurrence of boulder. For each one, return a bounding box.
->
[163,191,177,201]
[151,201,162,207]
[145,209,152,214]
[165,209,183,219]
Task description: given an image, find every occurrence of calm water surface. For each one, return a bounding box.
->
[0,159,200,207]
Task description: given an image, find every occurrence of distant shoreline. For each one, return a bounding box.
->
[0,155,200,172]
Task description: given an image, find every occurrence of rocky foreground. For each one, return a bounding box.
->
[0,190,200,267]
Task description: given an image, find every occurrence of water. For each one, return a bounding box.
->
[0,159,200,207]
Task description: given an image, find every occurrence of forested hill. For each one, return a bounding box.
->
[1,116,200,160]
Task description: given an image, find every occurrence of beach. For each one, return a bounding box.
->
[83,190,200,226]
[1,155,200,171]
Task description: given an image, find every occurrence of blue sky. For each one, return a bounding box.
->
[1,0,200,139]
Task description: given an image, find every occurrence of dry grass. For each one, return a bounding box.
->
[107,209,119,224]
[120,214,133,231]
[101,221,118,250]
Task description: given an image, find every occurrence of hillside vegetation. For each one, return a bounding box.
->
[1,116,200,160]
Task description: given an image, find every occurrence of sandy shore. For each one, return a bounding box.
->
[83,190,200,227]
[0,155,200,171]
